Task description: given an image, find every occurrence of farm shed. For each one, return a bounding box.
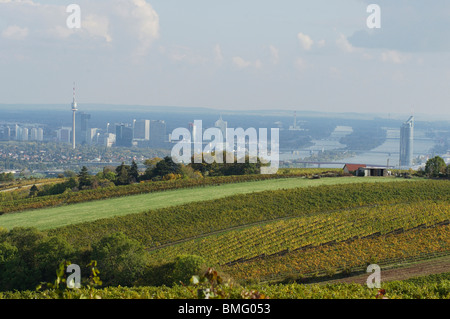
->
[356,166,390,177]
[343,164,366,174]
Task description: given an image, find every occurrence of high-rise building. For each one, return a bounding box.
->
[0,126,11,140]
[20,128,29,141]
[399,116,414,167]
[150,120,166,146]
[14,124,20,140]
[98,133,116,148]
[134,119,150,140]
[76,112,91,145]
[30,128,38,141]
[89,128,100,144]
[30,128,44,141]
[31,128,38,141]
[57,127,72,144]
[38,128,44,141]
[115,123,134,147]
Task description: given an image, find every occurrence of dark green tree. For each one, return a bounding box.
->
[115,162,131,185]
[172,254,206,285]
[29,184,39,197]
[64,170,77,178]
[142,157,162,180]
[0,172,15,182]
[66,177,79,189]
[102,166,117,182]
[78,166,92,189]
[34,236,75,281]
[425,156,446,178]
[150,156,182,179]
[129,160,139,183]
[91,232,149,287]
[189,152,262,176]
[0,228,76,291]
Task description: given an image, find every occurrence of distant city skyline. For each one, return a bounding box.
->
[1,1,450,116]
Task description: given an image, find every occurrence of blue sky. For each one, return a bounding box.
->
[1,0,450,117]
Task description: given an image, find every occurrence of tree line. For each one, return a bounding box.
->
[31,153,265,197]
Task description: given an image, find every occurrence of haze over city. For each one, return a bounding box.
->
[1,0,450,117]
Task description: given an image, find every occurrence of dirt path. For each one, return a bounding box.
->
[321,256,450,285]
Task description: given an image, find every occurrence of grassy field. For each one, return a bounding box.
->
[0,176,416,231]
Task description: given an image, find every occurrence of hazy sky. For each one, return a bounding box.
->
[1,0,450,116]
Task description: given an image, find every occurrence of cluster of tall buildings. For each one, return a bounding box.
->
[64,112,168,149]
[64,85,168,149]
[0,124,44,142]
[109,119,167,148]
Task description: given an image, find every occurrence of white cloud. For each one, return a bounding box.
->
[45,25,73,39]
[316,40,326,48]
[83,14,112,43]
[233,56,251,68]
[269,45,279,64]
[111,0,160,56]
[1,25,29,39]
[232,56,261,69]
[297,32,314,51]
[381,50,409,64]
[170,52,186,62]
[165,45,207,65]
[294,57,307,71]
[213,44,224,65]
[0,0,160,56]
[336,33,355,53]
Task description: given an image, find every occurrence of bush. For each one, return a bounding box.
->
[172,255,207,285]
[34,236,75,281]
[0,227,75,292]
[91,232,149,287]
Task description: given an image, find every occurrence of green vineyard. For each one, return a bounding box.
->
[1,271,449,299]
[48,180,450,250]
[147,201,450,267]
[225,224,450,283]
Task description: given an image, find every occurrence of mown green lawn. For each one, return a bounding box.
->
[0,176,418,231]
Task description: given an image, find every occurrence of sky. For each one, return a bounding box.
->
[1,0,450,117]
